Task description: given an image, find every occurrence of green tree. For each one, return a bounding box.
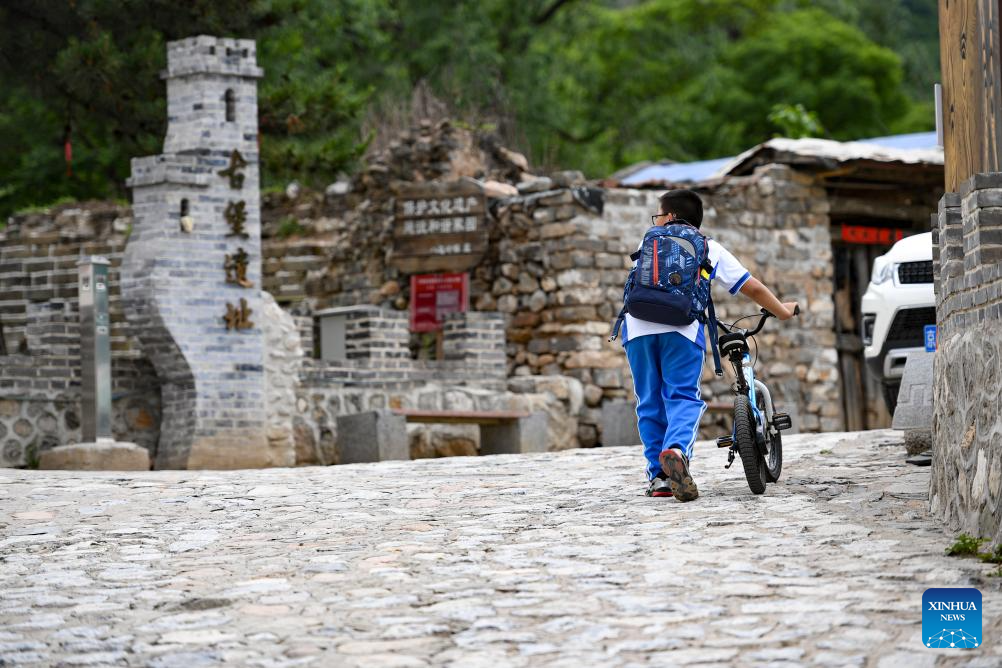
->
[0,0,939,220]
[700,8,911,147]
[0,1,252,218]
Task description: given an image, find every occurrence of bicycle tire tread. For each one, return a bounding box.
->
[734,395,766,494]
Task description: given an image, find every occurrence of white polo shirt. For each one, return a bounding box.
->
[621,238,751,348]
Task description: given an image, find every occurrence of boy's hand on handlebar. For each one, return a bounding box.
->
[778,302,800,320]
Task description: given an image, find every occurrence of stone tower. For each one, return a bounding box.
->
[123,36,275,469]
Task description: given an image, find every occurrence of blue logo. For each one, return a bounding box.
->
[923,588,981,648]
[921,324,937,354]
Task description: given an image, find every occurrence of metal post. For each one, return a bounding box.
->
[78,256,113,441]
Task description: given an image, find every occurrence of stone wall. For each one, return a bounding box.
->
[290,308,579,463]
[0,203,136,356]
[931,174,1002,542]
[292,379,580,466]
[0,301,160,467]
[0,203,161,467]
[292,163,840,442]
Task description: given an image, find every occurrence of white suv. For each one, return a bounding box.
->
[861,232,936,413]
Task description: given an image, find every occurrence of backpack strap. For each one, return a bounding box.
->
[609,305,627,342]
[706,293,723,376]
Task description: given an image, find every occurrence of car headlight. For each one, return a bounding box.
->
[870,259,896,285]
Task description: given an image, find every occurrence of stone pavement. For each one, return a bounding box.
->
[1,429,1000,667]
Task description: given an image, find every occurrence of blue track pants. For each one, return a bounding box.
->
[624,332,707,481]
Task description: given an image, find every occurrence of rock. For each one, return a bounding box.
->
[492,277,513,295]
[261,290,301,468]
[577,423,598,447]
[326,179,352,197]
[379,281,401,298]
[584,384,604,407]
[294,420,319,465]
[540,276,557,292]
[39,440,150,471]
[517,391,578,450]
[285,181,301,200]
[497,295,518,313]
[593,368,622,389]
[517,176,554,194]
[903,430,932,456]
[497,147,529,172]
[474,293,496,310]
[516,273,538,294]
[551,170,586,187]
[528,290,547,313]
[482,180,519,198]
[409,424,478,459]
[13,418,33,438]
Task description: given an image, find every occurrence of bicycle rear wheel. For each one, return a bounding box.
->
[734,395,766,494]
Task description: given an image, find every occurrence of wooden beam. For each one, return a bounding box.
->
[940,0,1002,191]
[391,409,529,425]
[827,195,937,222]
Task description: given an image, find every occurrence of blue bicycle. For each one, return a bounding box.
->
[715,307,799,494]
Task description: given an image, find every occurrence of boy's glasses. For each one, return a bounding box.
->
[651,213,670,225]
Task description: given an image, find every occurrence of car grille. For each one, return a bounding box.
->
[898,260,934,284]
[885,307,937,349]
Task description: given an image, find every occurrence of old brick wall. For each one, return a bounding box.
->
[0,301,160,467]
[931,174,1002,541]
[279,165,840,444]
[290,308,585,463]
[0,204,160,467]
[0,203,137,356]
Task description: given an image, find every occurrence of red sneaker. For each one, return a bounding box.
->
[659,448,699,502]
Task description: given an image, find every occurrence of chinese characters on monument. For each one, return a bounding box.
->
[224,248,253,288]
[223,298,253,330]
[218,149,247,189]
[218,149,253,328]
[224,201,248,238]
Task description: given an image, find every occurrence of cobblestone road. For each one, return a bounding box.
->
[2,430,1000,667]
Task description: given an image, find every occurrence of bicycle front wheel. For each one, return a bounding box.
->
[756,392,783,483]
[734,395,766,494]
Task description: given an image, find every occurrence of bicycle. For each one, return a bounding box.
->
[714,306,799,494]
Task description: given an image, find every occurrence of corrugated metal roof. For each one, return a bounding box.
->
[619,157,732,186]
[855,131,939,150]
[617,131,941,186]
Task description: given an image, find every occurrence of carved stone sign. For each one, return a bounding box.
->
[391,180,487,273]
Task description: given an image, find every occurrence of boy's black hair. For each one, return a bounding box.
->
[658,189,703,228]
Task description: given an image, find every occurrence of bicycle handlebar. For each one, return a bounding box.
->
[718,304,800,336]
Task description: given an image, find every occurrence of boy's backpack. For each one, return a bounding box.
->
[609,222,723,376]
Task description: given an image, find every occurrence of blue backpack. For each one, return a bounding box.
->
[610,222,723,375]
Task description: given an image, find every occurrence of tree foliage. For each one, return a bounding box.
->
[0,0,939,220]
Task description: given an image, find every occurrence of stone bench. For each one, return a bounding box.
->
[600,400,733,446]
[335,409,548,463]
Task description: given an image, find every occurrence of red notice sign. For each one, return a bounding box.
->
[841,225,907,246]
[409,273,469,332]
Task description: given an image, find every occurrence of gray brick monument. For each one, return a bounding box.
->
[122,36,272,469]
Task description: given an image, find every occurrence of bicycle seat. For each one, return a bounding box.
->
[718,331,748,355]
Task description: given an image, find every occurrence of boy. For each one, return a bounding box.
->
[620,189,798,501]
